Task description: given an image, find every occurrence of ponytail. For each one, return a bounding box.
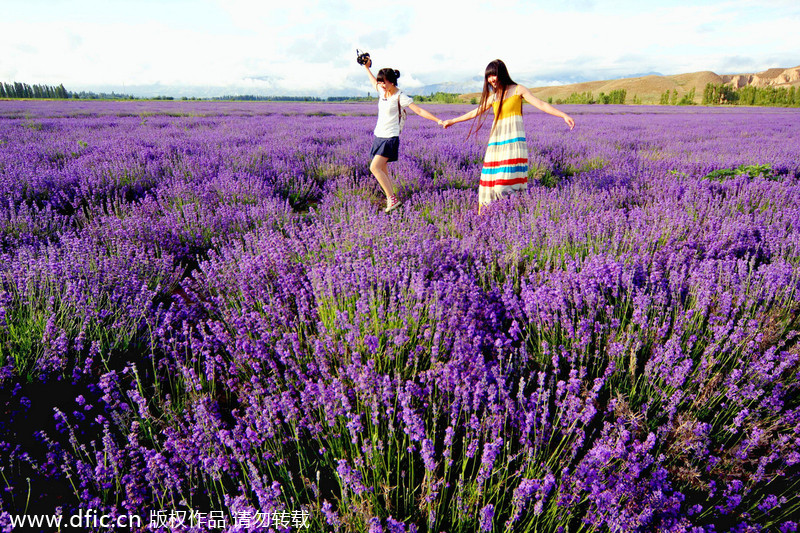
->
[376,68,401,86]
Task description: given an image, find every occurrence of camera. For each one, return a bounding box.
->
[356,49,371,66]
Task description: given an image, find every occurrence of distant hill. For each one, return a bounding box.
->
[459,66,800,105]
[407,80,483,96]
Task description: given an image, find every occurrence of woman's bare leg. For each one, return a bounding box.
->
[369,155,396,199]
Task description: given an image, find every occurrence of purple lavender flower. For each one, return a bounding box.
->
[479,503,494,532]
[2,100,800,532]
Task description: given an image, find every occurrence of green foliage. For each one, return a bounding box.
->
[2,81,70,99]
[563,91,595,104]
[597,89,626,104]
[659,88,697,106]
[678,88,696,105]
[703,83,739,105]
[657,89,681,105]
[702,83,800,107]
[327,96,375,102]
[0,242,175,382]
[702,164,778,182]
[1,81,137,100]
[413,92,462,104]
[529,158,606,188]
[530,165,561,188]
[71,90,137,100]
[213,94,325,102]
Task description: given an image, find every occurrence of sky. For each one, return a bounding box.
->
[2,0,799,97]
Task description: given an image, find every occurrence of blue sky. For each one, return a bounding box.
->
[2,0,799,96]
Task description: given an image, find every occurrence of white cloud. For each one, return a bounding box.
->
[1,0,798,95]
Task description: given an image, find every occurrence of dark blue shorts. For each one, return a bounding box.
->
[370,136,400,162]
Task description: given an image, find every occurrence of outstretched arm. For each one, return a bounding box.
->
[441,99,493,128]
[518,85,575,130]
[407,103,441,124]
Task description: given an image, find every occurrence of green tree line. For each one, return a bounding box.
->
[659,87,696,105]
[1,82,69,99]
[213,95,326,102]
[1,81,138,100]
[554,89,627,105]
[702,83,800,107]
[1,84,378,102]
[414,92,462,104]
[72,90,137,99]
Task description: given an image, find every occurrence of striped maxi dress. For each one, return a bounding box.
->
[479,93,528,207]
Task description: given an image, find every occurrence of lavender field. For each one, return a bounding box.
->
[1,99,799,532]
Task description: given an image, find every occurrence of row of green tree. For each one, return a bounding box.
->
[0,83,378,102]
[554,89,628,105]
[2,81,138,100]
[72,90,137,99]
[659,88,697,105]
[1,82,69,99]
[702,83,800,107]
[414,92,463,104]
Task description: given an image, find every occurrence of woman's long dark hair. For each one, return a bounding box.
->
[468,59,516,138]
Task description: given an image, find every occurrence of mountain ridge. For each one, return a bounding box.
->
[458,65,800,104]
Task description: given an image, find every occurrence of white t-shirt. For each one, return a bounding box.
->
[374,87,413,138]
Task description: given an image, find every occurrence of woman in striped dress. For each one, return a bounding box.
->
[443,59,575,211]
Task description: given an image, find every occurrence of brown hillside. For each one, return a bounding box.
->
[722,66,800,87]
[756,68,788,80]
[459,66,800,105]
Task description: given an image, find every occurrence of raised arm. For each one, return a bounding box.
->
[363,58,378,93]
[441,99,493,128]
[518,85,575,130]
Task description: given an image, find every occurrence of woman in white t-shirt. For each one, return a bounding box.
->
[363,57,443,212]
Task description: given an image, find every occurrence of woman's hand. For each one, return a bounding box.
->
[563,115,575,130]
